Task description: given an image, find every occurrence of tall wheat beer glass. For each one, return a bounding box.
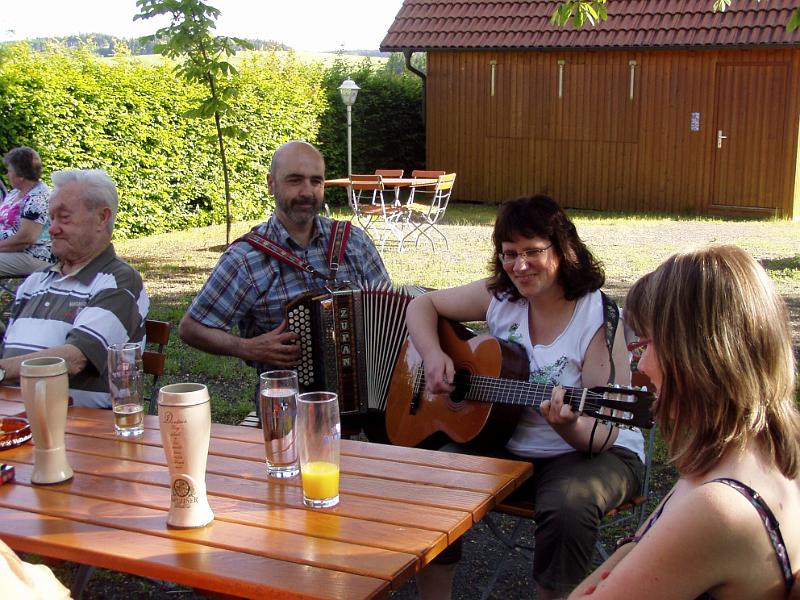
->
[157,383,214,528]
[21,357,73,485]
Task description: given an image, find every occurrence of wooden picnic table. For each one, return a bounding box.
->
[0,388,531,599]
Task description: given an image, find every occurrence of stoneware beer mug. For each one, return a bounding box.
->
[21,357,73,485]
[157,383,214,528]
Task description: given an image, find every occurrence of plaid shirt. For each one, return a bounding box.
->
[188,215,390,369]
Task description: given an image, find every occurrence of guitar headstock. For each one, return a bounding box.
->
[581,385,656,429]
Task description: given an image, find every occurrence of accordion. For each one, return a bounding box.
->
[285,283,423,415]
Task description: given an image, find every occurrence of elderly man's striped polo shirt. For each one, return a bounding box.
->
[2,244,149,408]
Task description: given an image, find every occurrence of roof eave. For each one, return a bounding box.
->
[381,42,800,52]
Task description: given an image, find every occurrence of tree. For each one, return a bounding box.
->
[552,0,800,31]
[134,0,252,245]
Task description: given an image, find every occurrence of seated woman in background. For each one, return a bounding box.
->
[570,245,800,599]
[0,147,54,276]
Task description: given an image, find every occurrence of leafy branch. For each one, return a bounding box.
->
[134,0,252,245]
[552,1,800,32]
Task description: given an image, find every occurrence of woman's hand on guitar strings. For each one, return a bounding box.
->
[421,349,456,395]
[540,384,580,426]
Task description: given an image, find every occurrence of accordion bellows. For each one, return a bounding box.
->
[285,283,425,415]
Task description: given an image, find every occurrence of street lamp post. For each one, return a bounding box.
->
[338,78,360,178]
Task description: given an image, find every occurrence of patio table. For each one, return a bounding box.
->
[325,178,439,252]
[324,177,438,189]
[0,387,531,599]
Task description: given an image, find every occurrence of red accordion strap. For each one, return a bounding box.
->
[238,220,351,284]
[326,220,350,281]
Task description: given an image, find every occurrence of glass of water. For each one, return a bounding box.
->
[259,370,300,479]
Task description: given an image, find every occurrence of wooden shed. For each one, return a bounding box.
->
[381,0,800,219]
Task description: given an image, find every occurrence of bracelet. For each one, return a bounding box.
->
[615,534,640,549]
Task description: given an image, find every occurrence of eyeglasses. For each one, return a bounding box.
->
[498,244,553,265]
[626,338,651,353]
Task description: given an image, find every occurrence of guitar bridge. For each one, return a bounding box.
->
[409,367,424,415]
[409,390,420,415]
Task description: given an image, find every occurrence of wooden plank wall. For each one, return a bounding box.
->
[425,48,800,218]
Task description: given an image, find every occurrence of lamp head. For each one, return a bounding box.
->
[338,78,360,107]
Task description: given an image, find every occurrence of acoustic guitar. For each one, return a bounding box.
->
[385,319,655,448]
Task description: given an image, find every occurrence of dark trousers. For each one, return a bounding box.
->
[434,445,644,595]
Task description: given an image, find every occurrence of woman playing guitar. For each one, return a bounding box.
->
[407,195,645,600]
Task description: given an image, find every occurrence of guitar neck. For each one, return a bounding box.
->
[466,375,585,410]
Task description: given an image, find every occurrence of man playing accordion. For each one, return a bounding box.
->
[179,141,390,435]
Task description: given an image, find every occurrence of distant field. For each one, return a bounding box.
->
[106,49,388,67]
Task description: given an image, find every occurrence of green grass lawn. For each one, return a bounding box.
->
[114,203,800,425]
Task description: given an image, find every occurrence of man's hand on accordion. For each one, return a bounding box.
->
[242,319,301,368]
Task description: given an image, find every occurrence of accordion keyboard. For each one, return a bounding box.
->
[287,303,315,388]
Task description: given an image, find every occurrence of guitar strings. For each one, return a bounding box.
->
[411,368,641,416]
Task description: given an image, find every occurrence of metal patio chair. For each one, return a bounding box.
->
[349,174,407,252]
[404,172,457,251]
[375,168,404,204]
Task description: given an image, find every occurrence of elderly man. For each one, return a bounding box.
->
[179,141,390,431]
[0,169,149,408]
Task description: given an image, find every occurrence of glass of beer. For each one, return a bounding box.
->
[107,343,145,436]
[259,370,300,479]
[296,391,340,508]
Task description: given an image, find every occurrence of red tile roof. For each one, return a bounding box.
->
[381,0,800,51]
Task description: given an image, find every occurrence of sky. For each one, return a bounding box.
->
[0,0,406,52]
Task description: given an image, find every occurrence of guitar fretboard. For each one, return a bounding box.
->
[411,369,638,426]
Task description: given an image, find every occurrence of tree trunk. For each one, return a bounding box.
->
[214,110,232,246]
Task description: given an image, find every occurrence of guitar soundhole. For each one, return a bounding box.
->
[449,369,471,404]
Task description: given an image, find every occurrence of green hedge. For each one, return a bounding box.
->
[0,45,423,237]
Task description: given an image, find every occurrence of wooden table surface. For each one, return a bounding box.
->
[0,388,531,599]
[324,177,438,188]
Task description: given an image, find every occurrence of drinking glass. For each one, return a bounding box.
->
[259,370,300,479]
[296,391,340,508]
[107,342,144,437]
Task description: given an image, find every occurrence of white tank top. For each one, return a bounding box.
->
[487,290,644,461]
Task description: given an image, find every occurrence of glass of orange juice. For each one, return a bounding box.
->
[296,391,340,508]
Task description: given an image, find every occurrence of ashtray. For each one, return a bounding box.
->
[0,416,32,450]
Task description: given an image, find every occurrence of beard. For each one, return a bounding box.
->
[276,197,321,226]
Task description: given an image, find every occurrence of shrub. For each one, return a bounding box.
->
[0,45,424,235]
[0,44,326,237]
